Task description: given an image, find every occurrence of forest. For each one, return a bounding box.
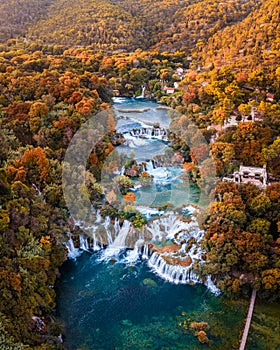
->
[0,0,279,348]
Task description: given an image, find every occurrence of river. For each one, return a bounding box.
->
[56,98,247,349]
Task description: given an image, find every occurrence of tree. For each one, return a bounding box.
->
[114,175,133,195]
[262,136,280,178]
[211,141,235,175]
[28,102,49,118]
[20,147,49,188]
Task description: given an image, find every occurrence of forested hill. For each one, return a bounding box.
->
[197,0,280,71]
[1,0,260,53]
[152,0,260,53]
[0,0,54,43]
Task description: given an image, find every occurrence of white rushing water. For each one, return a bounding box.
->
[148,252,200,285]
[101,220,131,259]
[124,238,144,263]
[144,160,173,185]
[65,211,220,294]
[79,235,89,251]
[146,211,200,242]
[92,226,101,251]
[66,237,82,259]
[136,85,146,99]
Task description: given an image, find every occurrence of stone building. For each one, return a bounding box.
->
[223,165,267,188]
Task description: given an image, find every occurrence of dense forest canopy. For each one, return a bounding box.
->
[198,0,280,70]
[0,0,262,53]
[0,0,54,42]
[0,0,279,348]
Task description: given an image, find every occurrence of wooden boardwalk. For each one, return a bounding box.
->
[239,289,257,350]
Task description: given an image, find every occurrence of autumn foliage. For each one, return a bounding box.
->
[0,0,279,347]
[21,147,49,183]
[123,192,136,202]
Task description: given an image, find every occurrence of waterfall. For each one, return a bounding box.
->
[114,217,120,235]
[110,220,130,249]
[136,206,164,220]
[146,213,200,243]
[142,85,146,98]
[136,85,145,99]
[144,211,220,293]
[92,227,101,251]
[160,213,191,239]
[147,220,164,241]
[124,238,144,263]
[142,244,149,259]
[66,237,75,252]
[95,210,102,223]
[79,235,89,250]
[66,237,81,259]
[145,160,154,172]
[104,216,113,245]
[205,276,221,295]
[102,220,131,258]
[128,127,167,140]
[148,252,199,285]
[143,161,172,185]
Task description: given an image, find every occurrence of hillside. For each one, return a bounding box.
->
[152,0,260,52]
[0,0,53,42]
[197,0,280,71]
[0,0,261,54]
[26,0,194,51]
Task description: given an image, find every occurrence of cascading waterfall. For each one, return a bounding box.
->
[63,97,220,297]
[62,99,219,301]
[66,218,131,259]
[147,220,164,241]
[110,220,130,249]
[136,85,145,99]
[136,206,164,220]
[146,212,199,242]
[104,216,113,245]
[102,220,131,258]
[144,160,172,185]
[206,276,221,295]
[95,210,102,223]
[144,211,220,293]
[123,127,168,149]
[148,252,199,285]
[66,237,81,259]
[142,244,149,259]
[124,238,144,263]
[65,211,219,294]
[128,127,167,139]
[145,160,154,172]
[141,85,145,98]
[79,235,89,251]
[92,227,101,251]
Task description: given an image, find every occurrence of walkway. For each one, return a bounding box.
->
[239,289,257,350]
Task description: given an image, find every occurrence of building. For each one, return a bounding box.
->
[163,86,175,94]
[266,93,275,102]
[223,165,267,188]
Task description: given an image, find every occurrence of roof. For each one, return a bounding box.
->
[239,165,266,174]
